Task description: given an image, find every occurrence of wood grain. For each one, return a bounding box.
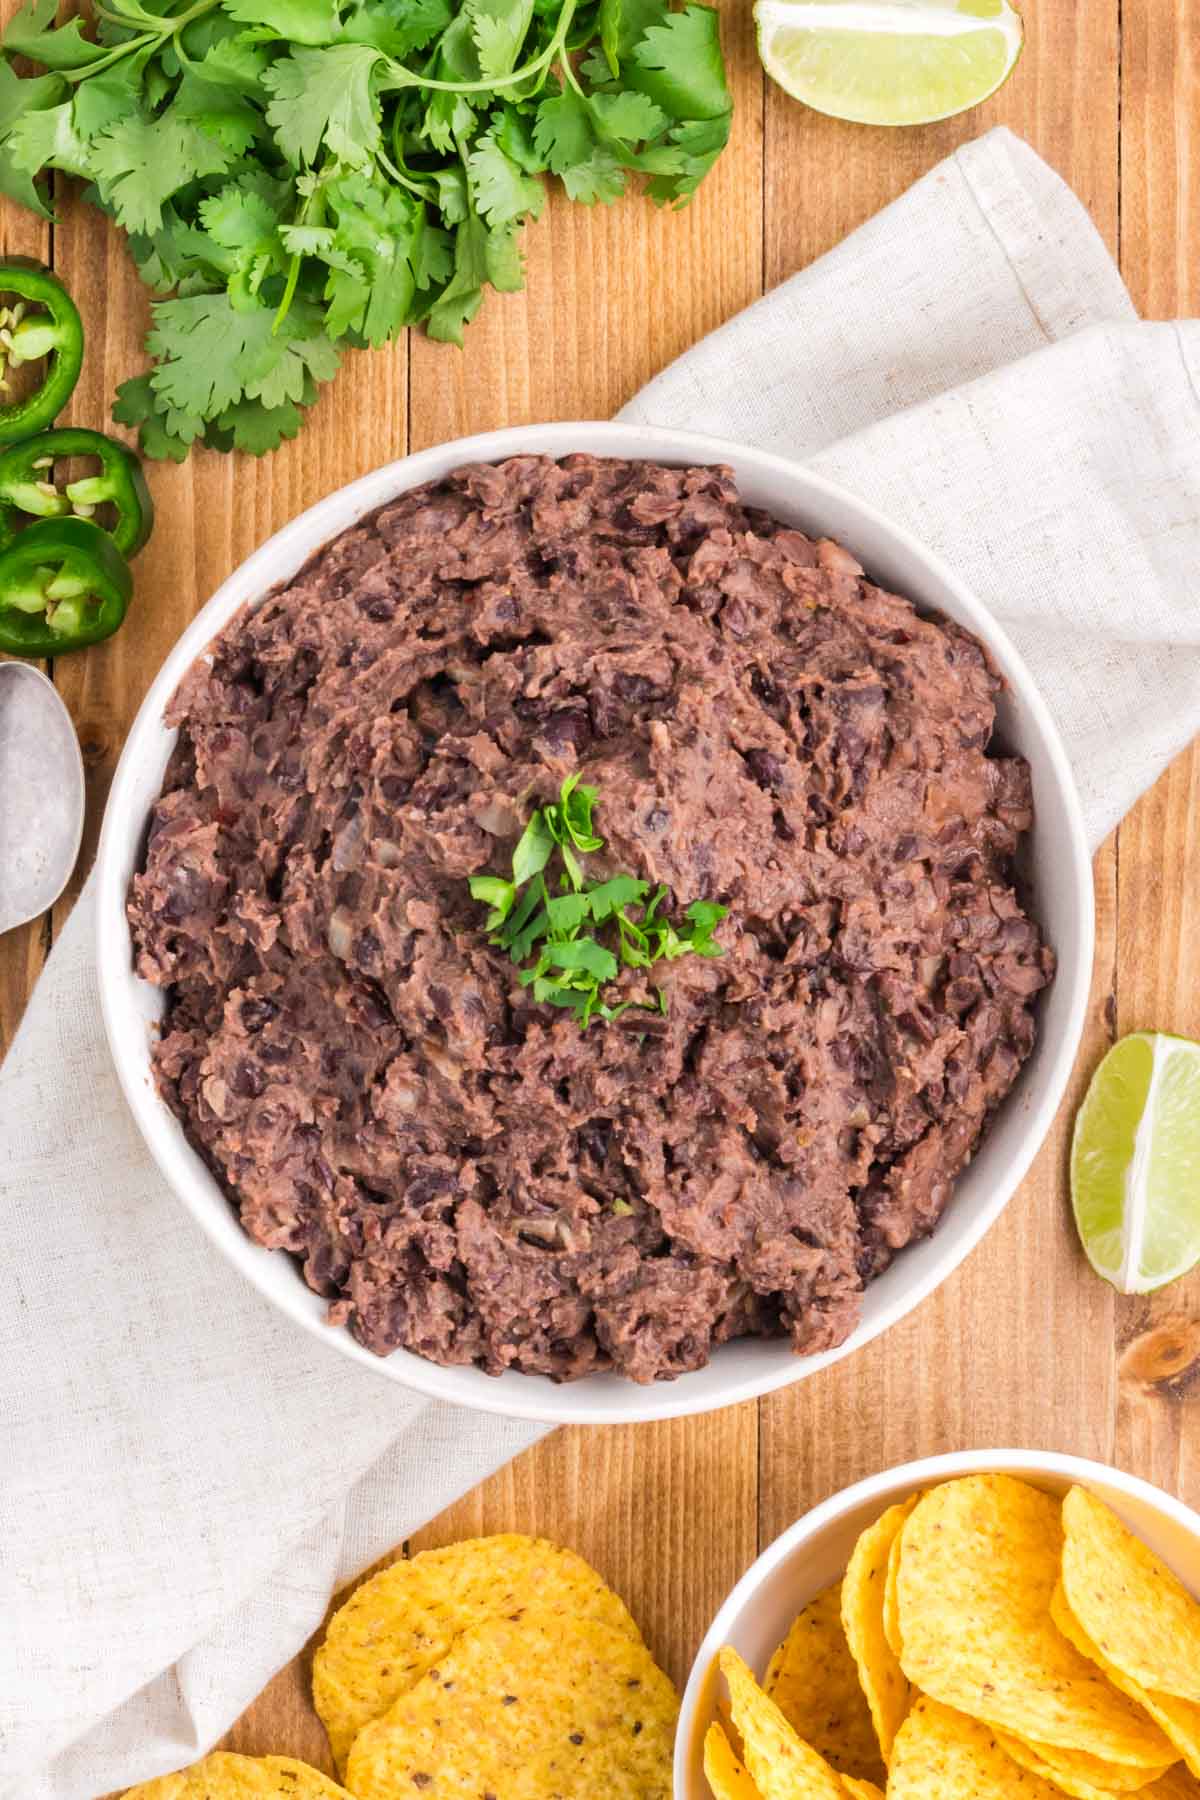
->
[1110,0,1200,1523]
[759,0,1127,1539]
[0,0,1189,1790]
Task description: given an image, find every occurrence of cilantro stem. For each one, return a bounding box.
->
[380,0,577,96]
[60,0,221,81]
[56,29,158,81]
[376,144,435,200]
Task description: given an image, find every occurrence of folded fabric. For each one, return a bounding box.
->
[2,126,1197,1799]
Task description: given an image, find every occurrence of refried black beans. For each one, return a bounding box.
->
[127,455,1054,1383]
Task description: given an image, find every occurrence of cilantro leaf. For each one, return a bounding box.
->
[223,0,344,45]
[532,85,593,174]
[195,30,273,95]
[540,938,618,981]
[644,110,730,202]
[199,171,291,250]
[426,213,522,341]
[483,219,525,289]
[0,65,66,217]
[470,774,726,1030]
[562,147,626,205]
[321,171,423,341]
[586,874,648,920]
[494,102,544,172]
[147,292,340,419]
[589,88,666,142]
[466,0,535,79]
[412,210,454,289]
[629,3,730,120]
[545,890,592,932]
[72,73,144,139]
[512,807,555,885]
[6,96,92,184]
[466,130,544,226]
[3,0,110,71]
[263,43,383,166]
[597,0,667,67]
[112,373,194,462]
[341,0,452,55]
[211,392,309,452]
[91,110,236,234]
[171,72,261,155]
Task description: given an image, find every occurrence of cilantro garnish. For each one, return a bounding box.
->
[469,772,728,1029]
[0,0,732,460]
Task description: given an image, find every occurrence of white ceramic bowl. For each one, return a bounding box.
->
[674,1448,1200,1796]
[96,422,1094,1426]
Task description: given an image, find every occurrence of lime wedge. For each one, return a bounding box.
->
[754,0,1024,127]
[1071,1032,1200,1294]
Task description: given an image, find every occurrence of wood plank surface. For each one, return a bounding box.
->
[0,0,1194,1790]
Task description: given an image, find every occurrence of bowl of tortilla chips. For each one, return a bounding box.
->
[676,1448,1200,1800]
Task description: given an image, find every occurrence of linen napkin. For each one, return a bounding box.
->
[2,126,1198,1799]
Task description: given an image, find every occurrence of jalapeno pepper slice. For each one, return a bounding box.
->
[0,515,132,657]
[0,427,154,558]
[0,262,84,443]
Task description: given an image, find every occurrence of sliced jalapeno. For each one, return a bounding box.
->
[0,427,154,558]
[0,515,132,657]
[0,262,84,443]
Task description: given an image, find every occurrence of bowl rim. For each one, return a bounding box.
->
[95,419,1095,1426]
[673,1447,1200,1794]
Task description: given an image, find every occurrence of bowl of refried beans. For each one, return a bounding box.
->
[96,422,1094,1426]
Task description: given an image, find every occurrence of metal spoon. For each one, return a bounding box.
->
[0,662,85,935]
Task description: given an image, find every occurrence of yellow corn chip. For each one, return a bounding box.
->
[345,1611,675,1800]
[1063,1487,1200,1706]
[996,1728,1172,1796]
[841,1780,885,1799]
[314,1534,641,1772]
[763,1581,886,1783]
[842,1498,917,1762]
[121,1753,354,1800]
[883,1524,904,1658]
[896,1475,1173,1764]
[705,1721,764,1800]
[720,1647,847,1799]
[1147,1771,1200,1800]
[889,1695,1063,1798]
[1053,1581,1200,1780]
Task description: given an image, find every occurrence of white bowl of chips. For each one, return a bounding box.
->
[675,1448,1200,1800]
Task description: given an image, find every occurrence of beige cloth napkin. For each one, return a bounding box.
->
[2,127,1198,1798]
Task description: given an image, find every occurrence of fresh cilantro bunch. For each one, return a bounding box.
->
[0,0,731,458]
[470,772,728,1028]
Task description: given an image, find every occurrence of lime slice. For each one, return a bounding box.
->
[1071,1032,1200,1294]
[754,0,1025,127]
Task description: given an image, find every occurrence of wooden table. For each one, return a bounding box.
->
[0,0,1196,1786]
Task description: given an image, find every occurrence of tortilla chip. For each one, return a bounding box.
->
[996,1728,1172,1795]
[842,1498,916,1762]
[763,1581,886,1783]
[1053,1581,1200,1780]
[896,1474,1173,1764]
[345,1611,675,1800]
[719,1647,846,1799]
[889,1695,1064,1797]
[841,1781,885,1799]
[883,1523,905,1658]
[122,1754,354,1800]
[705,1722,764,1800]
[1147,1771,1200,1800]
[1063,1486,1200,1705]
[314,1534,641,1771]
